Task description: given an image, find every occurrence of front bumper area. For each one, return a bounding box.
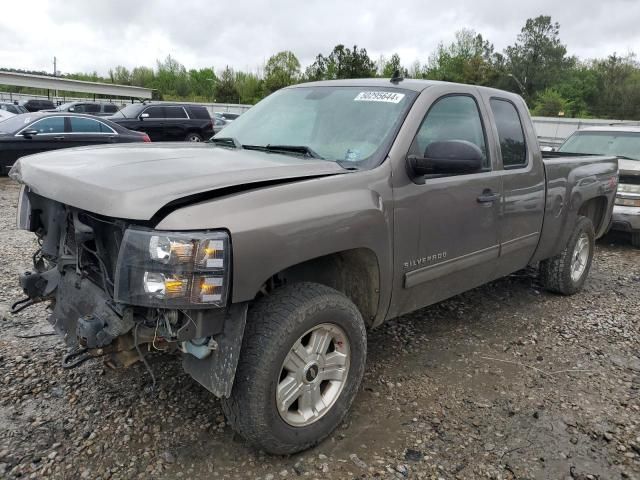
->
[16,267,248,397]
[611,205,640,233]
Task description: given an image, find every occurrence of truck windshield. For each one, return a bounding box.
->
[214,86,417,168]
[558,131,640,160]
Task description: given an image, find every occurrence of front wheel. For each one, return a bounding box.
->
[539,216,595,295]
[221,283,367,455]
[631,231,640,249]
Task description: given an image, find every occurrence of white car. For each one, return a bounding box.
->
[0,110,15,122]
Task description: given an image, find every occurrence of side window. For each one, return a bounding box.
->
[28,117,65,134]
[164,106,188,118]
[70,117,112,133]
[85,104,101,113]
[490,99,527,168]
[103,104,118,114]
[188,106,210,119]
[413,95,489,169]
[73,104,86,113]
[142,106,165,118]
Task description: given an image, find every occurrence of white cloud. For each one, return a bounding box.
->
[1,0,639,76]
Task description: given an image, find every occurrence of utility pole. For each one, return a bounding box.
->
[53,56,58,102]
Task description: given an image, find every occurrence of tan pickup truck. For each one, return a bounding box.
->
[10,79,618,453]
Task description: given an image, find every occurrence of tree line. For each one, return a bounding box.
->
[2,15,640,119]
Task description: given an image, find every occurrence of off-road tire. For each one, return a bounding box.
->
[631,232,640,249]
[221,282,367,455]
[185,132,203,142]
[539,216,595,295]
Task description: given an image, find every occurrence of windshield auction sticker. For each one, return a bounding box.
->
[354,91,405,103]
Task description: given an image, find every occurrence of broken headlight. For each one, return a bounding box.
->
[114,229,230,308]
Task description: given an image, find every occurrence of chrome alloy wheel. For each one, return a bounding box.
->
[187,134,202,142]
[571,232,590,282]
[276,323,350,427]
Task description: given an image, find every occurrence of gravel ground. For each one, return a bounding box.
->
[0,176,639,480]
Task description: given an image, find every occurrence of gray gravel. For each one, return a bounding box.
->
[1,177,639,480]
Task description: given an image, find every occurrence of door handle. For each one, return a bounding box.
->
[53,136,65,140]
[477,189,500,205]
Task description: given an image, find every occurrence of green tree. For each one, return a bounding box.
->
[380,53,408,78]
[590,54,640,119]
[504,16,575,101]
[531,89,568,116]
[215,66,239,103]
[264,51,300,94]
[109,65,131,85]
[188,68,217,100]
[130,66,155,87]
[235,71,264,104]
[425,29,500,86]
[305,45,377,80]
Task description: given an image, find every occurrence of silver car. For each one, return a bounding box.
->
[558,126,640,248]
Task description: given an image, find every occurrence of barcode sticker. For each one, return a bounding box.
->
[354,91,405,103]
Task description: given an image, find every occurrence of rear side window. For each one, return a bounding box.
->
[165,106,188,118]
[70,117,114,133]
[142,106,165,118]
[28,117,65,134]
[103,104,118,114]
[85,104,101,113]
[187,106,211,119]
[490,99,527,168]
[413,95,490,169]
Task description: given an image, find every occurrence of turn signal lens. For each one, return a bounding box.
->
[195,276,224,303]
[615,196,640,207]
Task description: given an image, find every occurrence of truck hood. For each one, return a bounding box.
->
[10,143,347,220]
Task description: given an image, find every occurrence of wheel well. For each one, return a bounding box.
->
[578,197,608,234]
[263,249,380,327]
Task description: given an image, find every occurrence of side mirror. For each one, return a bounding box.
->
[140,113,150,119]
[21,129,39,139]
[68,106,75,112]
[408,140,484,177]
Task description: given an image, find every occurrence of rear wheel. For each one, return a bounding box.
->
[540,216,595,295]
[185,133,203,142]
[221,283,367,455]
[631,232,640,249]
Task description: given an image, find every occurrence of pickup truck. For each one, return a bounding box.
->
[9,79,618,455]
[557,126,640,248]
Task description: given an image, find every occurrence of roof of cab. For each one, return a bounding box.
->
[289,78,524,100]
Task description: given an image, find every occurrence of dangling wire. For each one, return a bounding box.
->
[134,322,156,391]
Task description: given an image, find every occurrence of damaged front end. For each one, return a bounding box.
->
[13,185,246,397]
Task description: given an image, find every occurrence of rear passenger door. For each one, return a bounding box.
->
[391,87,502,316]
[162,106,189,141]
[138,106,166,141]
[67,116,117,148]
[480,94,545,277]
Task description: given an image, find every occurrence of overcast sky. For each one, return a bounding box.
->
[1,0,639,76]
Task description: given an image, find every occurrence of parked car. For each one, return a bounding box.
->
[213,116,227,134]
[19,99,55,112]
[0,110,15,122]
[0,102,28,115]
[215,111,241,122]
[108,103,214,142]
[557,126,640,247]
[47,101,120,117]
[10,79,618,455]
[0,112,150,174]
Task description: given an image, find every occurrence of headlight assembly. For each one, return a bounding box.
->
[114,229,230,308]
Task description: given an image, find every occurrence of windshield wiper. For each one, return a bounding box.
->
[243,144,324,159]
[210,137,242,148]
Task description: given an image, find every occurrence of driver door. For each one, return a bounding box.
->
[390,88,502,317]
